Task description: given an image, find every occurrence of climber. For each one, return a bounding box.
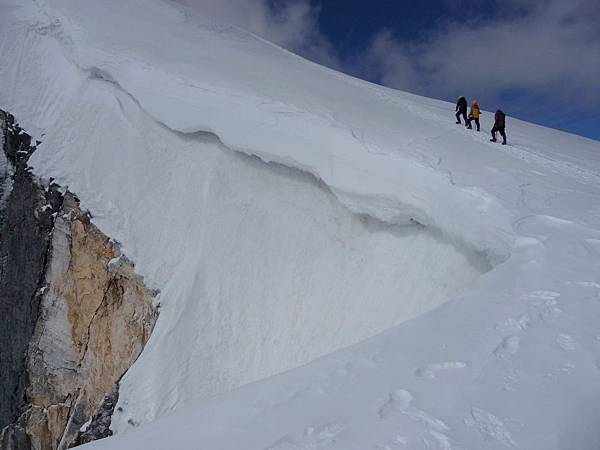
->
[466,99,481,131]
[490,109,507,145]
[455,96,468,125]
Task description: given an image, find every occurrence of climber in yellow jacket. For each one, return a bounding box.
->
[467,99,481,131]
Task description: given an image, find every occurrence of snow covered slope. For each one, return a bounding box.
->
[1,0,600,449]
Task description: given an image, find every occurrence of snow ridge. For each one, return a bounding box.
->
[1,0,514,264]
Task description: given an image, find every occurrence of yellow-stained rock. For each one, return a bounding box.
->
[17,192,158,449]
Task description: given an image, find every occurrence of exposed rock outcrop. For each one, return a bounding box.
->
[0,111,159,449]
[71,385,119,447]
[0,111,61,433]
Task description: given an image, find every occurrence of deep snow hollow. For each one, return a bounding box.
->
[16,76,493,425]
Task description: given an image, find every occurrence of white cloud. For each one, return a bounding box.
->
[364,0,600,108]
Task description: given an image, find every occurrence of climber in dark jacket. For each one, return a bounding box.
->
[490,110,507,145]
[455,96,468,124]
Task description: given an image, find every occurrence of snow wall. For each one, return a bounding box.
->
[0,0,497,430]
[31,79,491,429]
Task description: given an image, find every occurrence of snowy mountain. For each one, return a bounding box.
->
[1,0,600,449]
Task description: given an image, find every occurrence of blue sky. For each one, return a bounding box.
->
[181,0,600,140]
[315,0,600,141]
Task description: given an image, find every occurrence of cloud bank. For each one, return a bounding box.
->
[365,0,600,107]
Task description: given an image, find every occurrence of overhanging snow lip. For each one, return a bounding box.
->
[3,4,516,266]
[156,113,512,267]
[70,60,514,265]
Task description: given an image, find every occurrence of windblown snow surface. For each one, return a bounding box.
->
[2,0,600,449]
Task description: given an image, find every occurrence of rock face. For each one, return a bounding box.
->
[0,111,61,433]
[70,386,119,447]
[0,111,159,449]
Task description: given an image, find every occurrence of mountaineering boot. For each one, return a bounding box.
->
[490,138,497,142]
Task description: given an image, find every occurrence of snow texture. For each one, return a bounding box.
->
[1,0,600,449]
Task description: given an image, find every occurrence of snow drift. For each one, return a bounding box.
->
[1,70,491,427]
[0,0,501,428]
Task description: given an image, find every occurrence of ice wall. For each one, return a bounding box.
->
[18,79,490,430]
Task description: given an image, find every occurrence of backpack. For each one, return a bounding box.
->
[495,110,506,126]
